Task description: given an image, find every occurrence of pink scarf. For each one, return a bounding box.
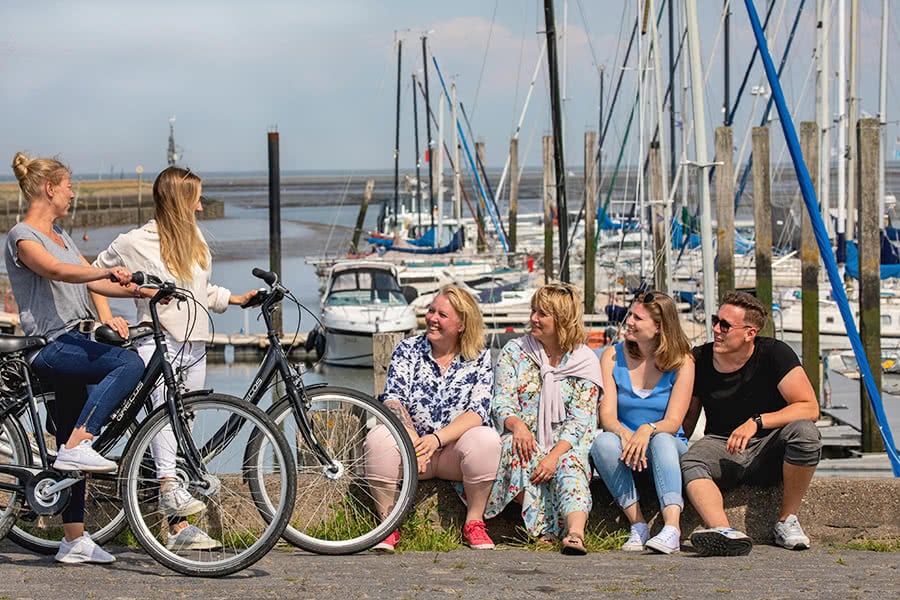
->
[518,335,603,451]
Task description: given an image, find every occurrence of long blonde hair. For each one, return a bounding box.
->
[11,152,69,201]
[530,283,586,354]
[152,166,209,282]
[436,285,485,361]
[624,291,691,372]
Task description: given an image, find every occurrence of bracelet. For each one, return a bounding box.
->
[432,432,443,449]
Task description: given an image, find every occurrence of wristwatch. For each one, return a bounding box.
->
[751,414,764,432]
[647,422,658,434]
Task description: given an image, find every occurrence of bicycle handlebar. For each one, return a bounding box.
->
[252,268,278,286]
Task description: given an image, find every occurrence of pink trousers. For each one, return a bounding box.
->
[365,425,501,485]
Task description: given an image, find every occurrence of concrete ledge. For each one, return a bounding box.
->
[412,477,900,544]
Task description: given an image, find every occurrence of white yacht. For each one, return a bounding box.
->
[315,262,417,367]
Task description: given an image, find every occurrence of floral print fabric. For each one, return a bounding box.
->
[484,338,600,537]
[380,334,493,436]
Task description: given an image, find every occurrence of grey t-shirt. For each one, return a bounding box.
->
[5,222,96,340]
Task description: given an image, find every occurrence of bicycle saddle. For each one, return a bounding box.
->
[0,334,46,355]
[94,322,155,347]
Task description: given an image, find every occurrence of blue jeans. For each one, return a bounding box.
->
[32,331,144,524]
[590,431,688,511]
[32,331,145,436]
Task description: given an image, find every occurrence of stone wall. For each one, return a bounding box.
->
[414,478,900,544]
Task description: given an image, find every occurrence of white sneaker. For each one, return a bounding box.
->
[53,440,117,473]
[622,523,650,552]
[158,481,205,517]
[773,515,810,550]
[645,525,681,554]
[55,532,115,564]
[166,525,222,551]
[690,527,753,556]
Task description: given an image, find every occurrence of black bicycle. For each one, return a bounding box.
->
[240,267,417,554]
[0,273,296,577]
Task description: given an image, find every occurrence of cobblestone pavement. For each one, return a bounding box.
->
[0,540,897,599]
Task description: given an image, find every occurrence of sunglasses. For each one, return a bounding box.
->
[180,167,193,182]
[548,284,573,296]
[711,314,753,333]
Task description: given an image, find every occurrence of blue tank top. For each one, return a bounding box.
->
[612,343,686,441]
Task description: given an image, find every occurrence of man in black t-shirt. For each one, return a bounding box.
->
[681,292,821,557]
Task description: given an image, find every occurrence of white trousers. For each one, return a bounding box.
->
[136,334,207,479]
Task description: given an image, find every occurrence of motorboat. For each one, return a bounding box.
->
[312,262,417,367]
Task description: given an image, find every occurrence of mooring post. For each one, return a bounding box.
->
[857,117,884,453]
[267,129,283,336]
[715,126,735,303]
[752,126,774,338]
[800,121,821,398]
[543,135,555,283]
[373,332,405,397]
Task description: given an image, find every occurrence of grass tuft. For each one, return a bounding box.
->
[395,508,463,553]
[837,539,900,552]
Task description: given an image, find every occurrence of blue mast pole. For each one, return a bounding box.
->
[743,0,899,475]
[432,56,509,254]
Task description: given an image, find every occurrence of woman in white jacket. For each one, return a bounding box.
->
[94,166,256,551]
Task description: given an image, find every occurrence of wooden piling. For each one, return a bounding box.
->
[350,179,375,254]
[475,142,488,253]
[373,332,406,397]
[715,126,734,304]
[649,141,667,293]
[584,130,597,313]
[543,135,556,282]
[857,117,884,453]
[800,121,820,399]
[752,127,774,338]
[509,137,519,255]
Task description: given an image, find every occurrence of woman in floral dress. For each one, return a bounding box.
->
[485,284,603,555]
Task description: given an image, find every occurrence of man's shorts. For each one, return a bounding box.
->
[681,420,822,488]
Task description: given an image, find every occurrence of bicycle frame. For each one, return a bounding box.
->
[0,281,209,501]
[235,280,338,472]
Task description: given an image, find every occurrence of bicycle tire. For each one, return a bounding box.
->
[7,392,130,554]
[247,386,417,555]
[121,393,296,577]
[0,414,29,540]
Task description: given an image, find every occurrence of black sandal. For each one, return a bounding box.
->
[561,534,587,556]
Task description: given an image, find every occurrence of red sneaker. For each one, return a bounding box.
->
[371,529,400,553]
[463,520,495,549]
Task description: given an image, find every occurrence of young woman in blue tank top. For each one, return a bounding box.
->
[590,291,694,554]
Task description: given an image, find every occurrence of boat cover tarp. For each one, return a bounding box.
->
[845,234,900,280]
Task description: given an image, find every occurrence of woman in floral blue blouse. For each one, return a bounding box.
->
[484,284,602,555]
[366,285,501,552]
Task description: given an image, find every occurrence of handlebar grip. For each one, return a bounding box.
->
[251,268,278,286]
[131,272,163,286]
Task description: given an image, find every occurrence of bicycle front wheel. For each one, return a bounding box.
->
[0,414,29,540]
[8,392,129,554]
[249,386,417,555]
[121,393,296,577]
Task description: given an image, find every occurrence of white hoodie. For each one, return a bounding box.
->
[93,220,231,342]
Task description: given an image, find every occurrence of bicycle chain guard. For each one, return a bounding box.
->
[24,470,72,516]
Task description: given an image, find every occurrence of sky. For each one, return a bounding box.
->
[3,1,900,178]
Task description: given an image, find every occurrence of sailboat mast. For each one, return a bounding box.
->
[393,38,402,231]
[837,0,847,256]
[723,0,730,125]
[847,0,858,243]
[879,0,889,222]
[817,0,831,240]
[412,72,422,232]
[543,0,571,282]
[685,0,716,340]
[422,36,435,228]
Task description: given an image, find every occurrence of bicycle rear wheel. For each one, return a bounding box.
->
[248,386,417,554]
[8,392,129,553]
[121,393,295,577]
[0,414,29,540]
